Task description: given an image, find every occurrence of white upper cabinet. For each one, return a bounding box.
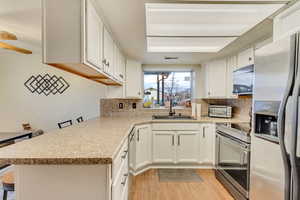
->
[103,27,115,76]
[176,131,200,163]
[43,0,125,86]
[237,47,254,69]
[206,59,227,98]
[273,1,300,41]
[85,0,103,69]
[226,55,238,99]
[126,59,142,98]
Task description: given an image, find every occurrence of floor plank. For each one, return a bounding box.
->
[130,169,234,200]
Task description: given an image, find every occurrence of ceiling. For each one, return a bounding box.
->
[0,0,291,63]
[95,0,290,64]
[0,0,41,53]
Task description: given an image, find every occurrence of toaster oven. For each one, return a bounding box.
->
[208,105,232,118]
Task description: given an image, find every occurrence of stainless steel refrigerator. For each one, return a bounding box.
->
[251,32,300,200]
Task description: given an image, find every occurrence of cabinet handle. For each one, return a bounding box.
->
[121,150,128,159]
[172,135,174,146]
[121,173,128,185]
[129,132,135,142]
[137,130,140,142]
[178,135,180,146]
[202,127,206,138]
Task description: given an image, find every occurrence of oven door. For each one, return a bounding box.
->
[216,132,250,197]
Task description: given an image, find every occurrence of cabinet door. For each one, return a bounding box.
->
[135,125,151,169]
[207,59,227,98]
[85,0,102,69]
[128,131,136,171]
[237,47,254,69]
[226,55,238,99]
[126,59,142,98]
[200,124,215,165]
[152,131,176,163]
[103,28,114,75]
[176,131,200,163]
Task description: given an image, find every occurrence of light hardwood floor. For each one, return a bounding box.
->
[130,169,234,200]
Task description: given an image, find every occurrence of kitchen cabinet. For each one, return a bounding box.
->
[226,55,238,99]
[176,131,200,163]
[199,124,215,165]
[273,1,300,41]
[43,0,125,86]
[152,131,176,163]
[237,47,254,69]
[205,59,227,98]
[85,0,103,69]
[103,27,115,76]
[134,125,152,170]
[114,45,126,82]
[126,59,142,98]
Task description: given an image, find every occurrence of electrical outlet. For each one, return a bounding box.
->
[132,103,137,109]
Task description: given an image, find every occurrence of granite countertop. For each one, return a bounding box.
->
[0,116,249,165]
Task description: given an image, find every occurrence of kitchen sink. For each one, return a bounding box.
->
[152,115,194,120]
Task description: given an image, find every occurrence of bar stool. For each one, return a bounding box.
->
[57,120,72,129]
[1,171,14,200]
[76,116,84,123]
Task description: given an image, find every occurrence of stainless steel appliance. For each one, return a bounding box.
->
[251,32,300,200]
[215,123,251,200]
[208,105,232,118]
[233,65,254,95]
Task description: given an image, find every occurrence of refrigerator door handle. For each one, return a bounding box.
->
[278,34,298,200]
[290,33,300,200]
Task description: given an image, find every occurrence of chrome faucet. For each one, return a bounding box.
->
[169,99,176,116]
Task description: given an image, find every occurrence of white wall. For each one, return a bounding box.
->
[142,64,202,99]
[0,52,106,132]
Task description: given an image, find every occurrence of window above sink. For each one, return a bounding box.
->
[143,71,192,109]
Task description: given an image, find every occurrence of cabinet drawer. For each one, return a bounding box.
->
[152,123,199,131]
[112,161,129,200]
[112,137,128,182]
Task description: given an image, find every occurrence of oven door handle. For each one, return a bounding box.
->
[217,132,249,149]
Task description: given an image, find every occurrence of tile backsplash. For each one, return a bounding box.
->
[193,97,252,121]
[100,98,191,117]
[101,97,252,121]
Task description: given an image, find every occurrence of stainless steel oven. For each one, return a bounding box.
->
[215,124,251,200]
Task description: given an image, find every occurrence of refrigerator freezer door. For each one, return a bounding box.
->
[252,36,292,200]
[254,37,291,101]
[250,136,285,200]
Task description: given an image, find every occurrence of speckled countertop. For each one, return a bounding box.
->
[0,116,249,165]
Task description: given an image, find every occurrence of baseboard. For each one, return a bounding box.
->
[130,164,215,176]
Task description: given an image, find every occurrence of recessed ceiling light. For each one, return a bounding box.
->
[145,3,285,52]
[147,37,237,53]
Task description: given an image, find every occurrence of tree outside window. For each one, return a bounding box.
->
[143,71,192,108]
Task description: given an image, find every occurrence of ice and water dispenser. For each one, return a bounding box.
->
[253,101,281,142]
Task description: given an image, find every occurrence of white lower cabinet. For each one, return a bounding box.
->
[199,124,215,165]
[134,125,152,170]
[176,131,200,163]
[129,123,216,175]
[153,129,201,164]
[112,138,129,200]
[152,131,176,163]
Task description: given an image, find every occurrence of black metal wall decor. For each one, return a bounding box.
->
[24,74,70,96]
